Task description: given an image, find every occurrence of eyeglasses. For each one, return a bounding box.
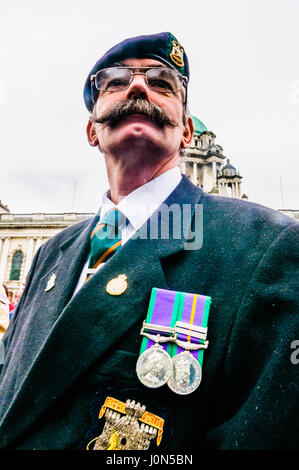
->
[90,66,188,99]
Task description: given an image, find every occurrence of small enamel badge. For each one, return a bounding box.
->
[106,274,128,296]
[45,273,56,292]
[169,40,184,67]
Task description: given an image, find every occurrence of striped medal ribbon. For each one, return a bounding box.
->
[167,292,211,395]
[136,288,211,395]
[136,288,180,388]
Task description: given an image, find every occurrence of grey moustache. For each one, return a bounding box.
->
[94,99,178,128]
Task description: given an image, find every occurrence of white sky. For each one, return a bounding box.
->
[0,0,298,214]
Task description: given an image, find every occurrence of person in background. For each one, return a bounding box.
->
[7,291,15,313]
[0,285,9,340]
[8,282,26,321]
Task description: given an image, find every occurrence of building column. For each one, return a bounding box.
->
[0,237,10,284]
[221,182,228,196]
[201,165,205,190]
[180,160,186,175]
[23,237,35,279]
[34,237,43,254]
[212,160,217,186]
[193,161,198,185]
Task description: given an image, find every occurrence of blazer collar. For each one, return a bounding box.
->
[152,174,203,257]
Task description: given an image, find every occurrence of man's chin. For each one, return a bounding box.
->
[109,130,167,158]
[109,119,165,144]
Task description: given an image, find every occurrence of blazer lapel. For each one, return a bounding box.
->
[0,176,203,448]
[36,215,99,323]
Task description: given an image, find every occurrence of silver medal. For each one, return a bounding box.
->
[167,351,202,395]
[136,344,173,389]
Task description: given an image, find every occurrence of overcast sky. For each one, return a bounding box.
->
[1,0,298,214]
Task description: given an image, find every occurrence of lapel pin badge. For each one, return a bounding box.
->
[106,274,128,296]
[45,273,56,292]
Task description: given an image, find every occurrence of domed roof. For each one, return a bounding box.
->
[191,115,208,136]
[221,159,237,177]
[222,159,236,170]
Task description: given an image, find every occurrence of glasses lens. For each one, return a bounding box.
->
[146,68,182,93]
[95,68,131,92]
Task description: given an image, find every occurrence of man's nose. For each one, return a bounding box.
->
[125,74,150,101]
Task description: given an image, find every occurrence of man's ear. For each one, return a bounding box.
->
[86,120,99,147]
[181,116,194,150]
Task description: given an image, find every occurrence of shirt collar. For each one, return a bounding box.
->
[99,166,182,232]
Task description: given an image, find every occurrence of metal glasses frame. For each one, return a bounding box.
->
[90,66,188,108]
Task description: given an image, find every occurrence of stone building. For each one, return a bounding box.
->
[181,115,244,198]
[0,212,93,299]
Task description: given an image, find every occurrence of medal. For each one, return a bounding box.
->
[167,351,202,395]
[167,293,211,395]
[136,343,173,388]
[167,322,208,395]
[137,288,212,395]
[136,288,180,389]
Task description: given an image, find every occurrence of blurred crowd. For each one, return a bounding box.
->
[0,284,24,339]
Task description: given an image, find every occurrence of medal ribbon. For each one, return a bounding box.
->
[139,288,180,356]
[171,292,211,367]
[139,288,211,367]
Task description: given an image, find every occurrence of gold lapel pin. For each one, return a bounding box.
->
[45,273,56,292]
[106,274,128,296]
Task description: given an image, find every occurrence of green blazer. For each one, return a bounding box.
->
[0,176,298,450]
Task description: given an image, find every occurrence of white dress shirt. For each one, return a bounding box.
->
[73,166,182,296]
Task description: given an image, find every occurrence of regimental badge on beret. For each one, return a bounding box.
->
[169,40,185,67]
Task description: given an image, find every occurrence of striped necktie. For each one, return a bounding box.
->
[85,208,125,281]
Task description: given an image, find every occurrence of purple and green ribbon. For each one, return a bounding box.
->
[139,288,212,367]
[139,288,180,357]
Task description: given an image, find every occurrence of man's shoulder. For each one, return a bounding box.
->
[177,176,296,232]
[202,192,296,231]
[197,192,298,257]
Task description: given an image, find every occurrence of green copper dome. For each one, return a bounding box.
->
[191,115,208,136]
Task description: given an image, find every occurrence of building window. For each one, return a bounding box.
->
[9,251,24,281]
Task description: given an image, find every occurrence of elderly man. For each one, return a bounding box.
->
[0,32,298,451]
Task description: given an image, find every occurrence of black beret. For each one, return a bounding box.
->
[83,32,189,112]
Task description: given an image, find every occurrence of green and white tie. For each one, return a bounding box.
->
[85,208,125,281]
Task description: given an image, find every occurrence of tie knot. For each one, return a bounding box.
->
[87,208,124,280]
[100,208,126,231]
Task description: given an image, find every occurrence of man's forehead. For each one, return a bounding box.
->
[114,58,167,68]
